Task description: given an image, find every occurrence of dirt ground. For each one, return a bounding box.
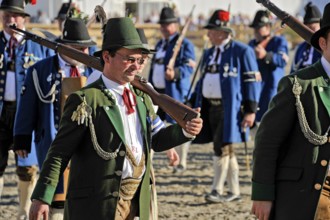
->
[0,140,256,220]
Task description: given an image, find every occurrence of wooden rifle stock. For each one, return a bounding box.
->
[133,75,200,128]
[167,5,195,70]
[241,128,250,171]
[256,0,314,45]
[257,36,271,48]
[10,25,200,128]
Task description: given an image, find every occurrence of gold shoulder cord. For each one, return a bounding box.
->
[71,96,121,160]
[293,76,329,145]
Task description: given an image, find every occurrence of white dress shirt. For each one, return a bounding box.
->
[3,31,24,101]
[202,38,230,99]
[101,74,145,179]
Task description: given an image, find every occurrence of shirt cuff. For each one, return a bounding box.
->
[182,128,195,139]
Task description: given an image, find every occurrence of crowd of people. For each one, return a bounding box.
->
[1,0,330,220]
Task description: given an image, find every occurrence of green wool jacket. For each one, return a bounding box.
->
[31,78,190,220]
[252,61,330,220]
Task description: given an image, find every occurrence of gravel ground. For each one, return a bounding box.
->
[0,140,256,220]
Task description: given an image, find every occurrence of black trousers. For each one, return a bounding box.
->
[0,101,17,177]
[206,100,232,157]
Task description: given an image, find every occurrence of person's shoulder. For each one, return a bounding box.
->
[182,37,194,45]
[287,62,322,82]
[271,35,288,44]
[230,40,249,48]
[230,40,254,53]
[28,55,56,71]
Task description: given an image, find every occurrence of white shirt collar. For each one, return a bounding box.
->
[58,54,85,77]
[217,38,230,52]
[4,30,24,44]
[321,56,330,77]
[101,74,130,96]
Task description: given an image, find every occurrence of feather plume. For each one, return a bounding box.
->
[94,5,107,33]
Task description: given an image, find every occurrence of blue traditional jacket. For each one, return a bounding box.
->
[148,33,195,123]
[0,31,54,166]
[14,55,93,165]
[248,35,288,122]
[192,40,261,143]
[291,41,321,73]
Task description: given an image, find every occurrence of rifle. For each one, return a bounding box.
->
[184,39,208,104]
[10,25,200,129]
[241,128,250,171]
[256,0,314,45]
[167,5,195,70]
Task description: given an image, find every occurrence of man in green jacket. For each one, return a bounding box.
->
[251,3,330,220]
[28,17,203,220]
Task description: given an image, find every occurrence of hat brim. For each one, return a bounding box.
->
[304,18,321,25]
[203,24,233,33]
[249,22,271,29]
[93,44,147,57]
[142,48,156,54]
[0,7,30,17]
[158,18,179,24]
[56,38,97,47]
[311,25,330,50]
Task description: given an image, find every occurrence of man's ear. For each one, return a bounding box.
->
[319,37,327,51]
[102,51,110,62]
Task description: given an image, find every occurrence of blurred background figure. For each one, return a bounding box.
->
[291,2,322,73]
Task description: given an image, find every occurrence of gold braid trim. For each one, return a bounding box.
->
[71,97,121,160]
[119,178,142,200]
[292,76,329,145]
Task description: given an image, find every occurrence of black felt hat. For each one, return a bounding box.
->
[56,3,70,20]
[311,3,330,50]
[204,9,232,33]
[249,10,272,29]
[56,17,96,47]
[93,17,144,57]
[136,28,156,54]
[304,2,322,24]
[0,0,30,17]
[158,7,178,24]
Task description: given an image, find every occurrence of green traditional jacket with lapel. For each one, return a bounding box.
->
[252,60,330,220]
[31,77,190,220]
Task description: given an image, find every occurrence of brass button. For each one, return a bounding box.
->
[0,96,3,100]
[112,191,119,197]
[0,88,3,92]
[321,160,328,167]
[1,71,5,76]
[314,183,322,190]
[115,170,122,176]
[0,80,4,84]
[119,150,125,157]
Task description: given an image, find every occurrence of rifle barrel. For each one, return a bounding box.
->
[256,0,314,44]
[10,25,200,129]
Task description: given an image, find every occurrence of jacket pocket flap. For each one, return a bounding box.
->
[276,167,303,181]
[67,187,93,199]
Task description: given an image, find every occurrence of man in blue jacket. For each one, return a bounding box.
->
[148,6,196,173]
[291,2,322,73]
[14,16,96,219]
[0,0,54,219]
[248,10,289,123]
[191,9,261,203]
